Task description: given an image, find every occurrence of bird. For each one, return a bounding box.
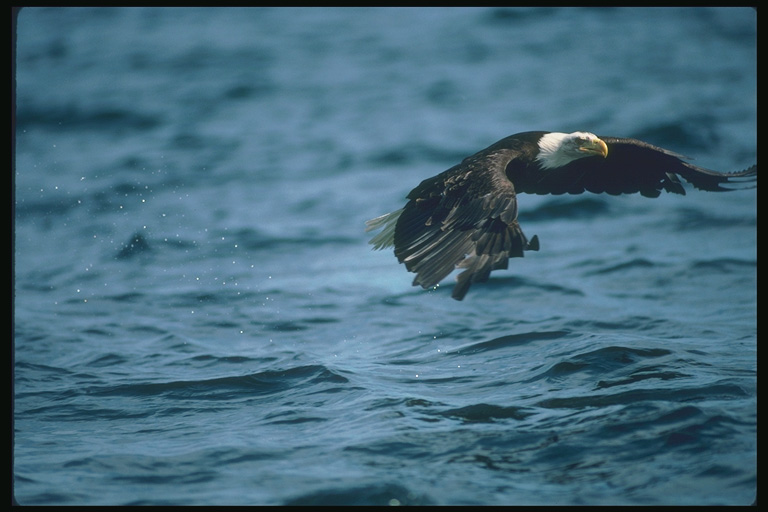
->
[365,131,756,301]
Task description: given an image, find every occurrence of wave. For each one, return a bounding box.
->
[433,275,585,298]
[535,382,747,410]
[669,206,757,231]
[449,330,573,355]
[16,102,162,133]
[522,197,612,222]
[438,403,532,422]
[283,482,434,506]
[91,364,349,400]
[581,257,658,276]
[687,257,756,273]
[631,118,719,153]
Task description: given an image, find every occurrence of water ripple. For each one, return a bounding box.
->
[92,364,349,400]
[450,330,573,355]
[536,383,748,409]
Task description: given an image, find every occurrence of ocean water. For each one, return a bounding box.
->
[12,7,756,506]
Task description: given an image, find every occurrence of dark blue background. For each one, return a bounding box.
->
[14,7,756,505]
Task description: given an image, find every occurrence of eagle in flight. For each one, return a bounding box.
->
[366,131,757,300]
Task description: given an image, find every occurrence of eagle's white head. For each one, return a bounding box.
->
[535,131,609,170]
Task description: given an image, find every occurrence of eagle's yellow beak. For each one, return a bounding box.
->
[580,137,609,158]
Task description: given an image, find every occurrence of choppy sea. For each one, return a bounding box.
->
[12,7,756,506]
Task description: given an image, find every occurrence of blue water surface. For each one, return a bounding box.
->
[13,7,756,506]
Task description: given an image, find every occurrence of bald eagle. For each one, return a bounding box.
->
[365,131,756,300]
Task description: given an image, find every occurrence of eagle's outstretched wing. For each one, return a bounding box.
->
[511,136,757,198]
[366,149,538,300]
